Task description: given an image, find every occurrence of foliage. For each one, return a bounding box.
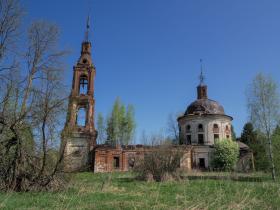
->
[96,113,106,144]
[211,139,239,171]
[240,122,256,145]
[247,73,280,180]
[133,144,183,182]
[106,97,136,146]
[247,73,280,134]
[240,122,270,171]
[0,0,67,191]
[231,125,237,141]
[253,132,271,172]
[272,126,280,174]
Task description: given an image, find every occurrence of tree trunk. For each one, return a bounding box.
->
[268,135,276,181]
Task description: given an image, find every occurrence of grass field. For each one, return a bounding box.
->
[0,172,279,210]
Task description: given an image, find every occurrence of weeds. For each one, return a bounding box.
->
[0,172,279,209]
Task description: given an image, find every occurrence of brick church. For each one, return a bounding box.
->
[62,19,252,173]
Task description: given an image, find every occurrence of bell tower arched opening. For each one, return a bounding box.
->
[76,107,87,127]
[79,75,88,95]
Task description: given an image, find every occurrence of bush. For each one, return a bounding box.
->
[211,139,239,171]
[272,127,280,174]
[133,144,183,182]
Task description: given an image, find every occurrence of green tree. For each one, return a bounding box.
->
[96,113,106,144]
[240,122,270,171]
[253,131,270,171]
[106,98,121,145]
[118,103,126,144]
[247,73,280,180]
[272,126,280,174]
[240,122,255,145]
[231,125,237,141]
[211,139,239,171]
[106,98,135,146]
[123,105,135,145]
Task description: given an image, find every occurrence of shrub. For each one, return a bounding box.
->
[133,144,183,182]
[211,139,239,171]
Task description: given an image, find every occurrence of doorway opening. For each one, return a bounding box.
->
[113,157,120,169]
[199,158,205,169]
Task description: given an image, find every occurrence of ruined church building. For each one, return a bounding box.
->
[63,19,251,173]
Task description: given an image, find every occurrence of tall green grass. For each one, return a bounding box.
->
[0,172,279,209]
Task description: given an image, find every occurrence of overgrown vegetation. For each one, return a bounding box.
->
[0,172,279,209]
[272,125,280,174]
[211,139,239,171]
[0,0,67,191]
[240,122,270,172]
[133,144,183,182]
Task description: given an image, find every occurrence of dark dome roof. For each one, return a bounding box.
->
[185,99,225,115]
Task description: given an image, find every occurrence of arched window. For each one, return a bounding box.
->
[225,125,231,134]
[213,124,219,133]
[198,124,203,132]
[83,59,88,64]
[186,125,191,133]
[214,134,220,141]
[77,108,86,126]
[79,75,88,95]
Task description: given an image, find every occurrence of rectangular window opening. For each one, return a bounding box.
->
[214,134,219,141]
[77,108,86,127]
[186,135,192,145]
[79,76,88,95]
[113,157,120,169]
[198,134,204,144]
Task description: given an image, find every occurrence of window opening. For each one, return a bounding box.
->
[213,124,219,133]
[113,157,120,169]
[79,76,88,94]
[199,158,205,168]
[198,124,203,132]
[198,134,204,144]
[77,108,86,126]
[187,135,192,145]
[214,134,219,141]
[186,125,191,133]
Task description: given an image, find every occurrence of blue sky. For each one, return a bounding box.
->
[24,0,280,142]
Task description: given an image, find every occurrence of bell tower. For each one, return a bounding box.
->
[63,17,97,172]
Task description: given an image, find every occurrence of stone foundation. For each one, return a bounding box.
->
[64,132,92,172]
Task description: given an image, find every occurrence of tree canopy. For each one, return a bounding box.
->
[211,139,239,171]
[96,98,136,146]
[247,73,280,180]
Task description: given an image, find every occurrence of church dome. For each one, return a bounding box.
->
[180,68,229,117]
[185,98,225,115]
